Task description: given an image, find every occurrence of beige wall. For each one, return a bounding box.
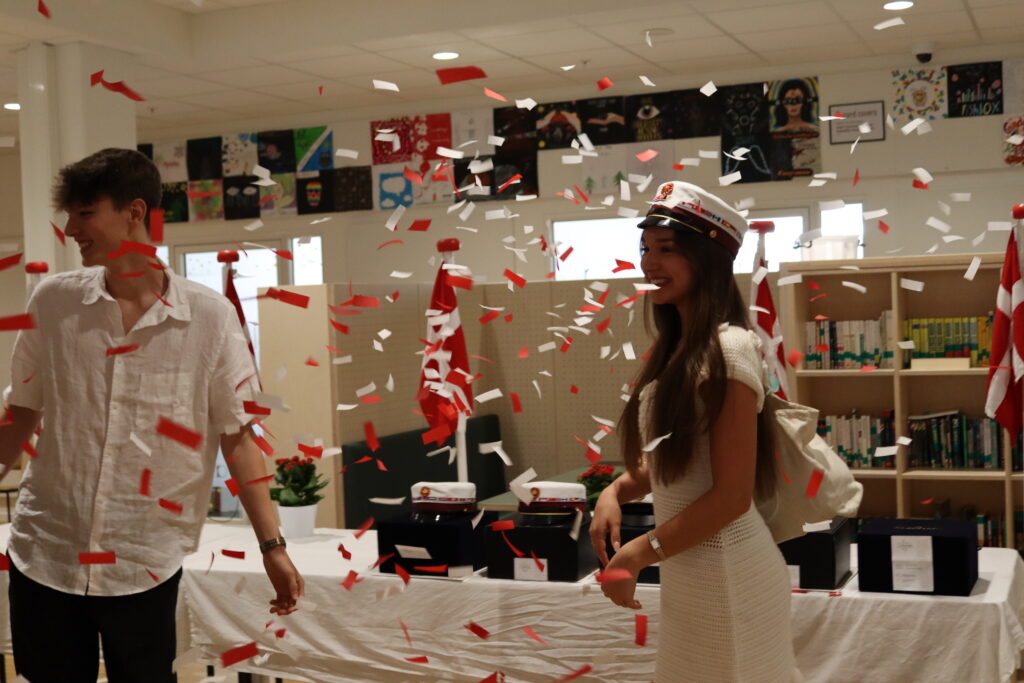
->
[0,150,24,395]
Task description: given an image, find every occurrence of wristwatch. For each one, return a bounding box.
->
[259,536,287,554]
[646,530,668,562]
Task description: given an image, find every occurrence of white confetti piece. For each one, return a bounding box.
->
[874,16,905,30]
[897,436,912,446]
[749,305,770,315]
[863,209,888,220]
[1006,133,1024,146]
[242,219,263,232]
[384,205,405,231]
[435,146,465,159]
[964,257,982,281]
[479,440,512,466]
[639,75,656,87]
[777,274,803,287]
[700,80,717,96]
[562,154,583,164]
[130,432,152,457]
[897,340,915,350]
[925,216,951,233]
[719,171,742,186]
[309,216,332,225]
[378,328,391,340]
[516,98,538,110]
[937,201,951,216]
[372,79,399,92]
[560,64,575,71]
[622,342,636,360]
[899,278,924,292]
[820,199,845,211]
[335,403,358,411]
[698,149,719,160]
[950,192,971,202]
[849,136,860,154]
[577,133,595,152]
[873,445,898,458]
[989,221,1012,231]
[900,118,925,135]
[475,388,503,404]
[617,206,639,218]
[389,271,412,279]
[509,467,538,504]
[858,122,872,134]
[487,135,505,146]
[941,235,963,243]
[912,167,933,184]
[752,266,769,285]
[332,355,352,365]
[808,179,827,187]
[842,281,867,294]
[335,148,359,159]
[633,283,660,292]
[355,382,376,397]
[592,415,616,427]
[469,158,494,174]
[372,497,408,506]
[394,543,429,558]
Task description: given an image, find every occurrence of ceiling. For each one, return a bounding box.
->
[0,0,1021,140]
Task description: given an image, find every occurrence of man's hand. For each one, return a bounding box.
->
[263,546,304,615]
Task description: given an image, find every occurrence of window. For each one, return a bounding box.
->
[814,202,864,260]
[291,236,324,286]
[551,217,643,281]
[733,213,809,274]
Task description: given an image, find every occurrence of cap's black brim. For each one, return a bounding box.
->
[636,214,674,229]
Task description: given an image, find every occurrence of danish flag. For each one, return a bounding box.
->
[985,204,1024,444]
[749,221,790,400]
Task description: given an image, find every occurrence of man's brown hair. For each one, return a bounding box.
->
[52,148,162,235]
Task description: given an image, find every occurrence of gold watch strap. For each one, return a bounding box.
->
[646,530,668,562]
[259,536,287,553]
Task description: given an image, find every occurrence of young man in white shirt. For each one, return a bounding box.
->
[0,148,304,681]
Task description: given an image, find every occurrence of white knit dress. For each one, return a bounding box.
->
[640,324,802,683]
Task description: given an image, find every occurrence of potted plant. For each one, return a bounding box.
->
[577,463,621,511]
[270,455,329,539]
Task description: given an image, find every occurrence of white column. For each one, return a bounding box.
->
[16,41,138,275]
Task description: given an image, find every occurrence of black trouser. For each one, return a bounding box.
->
[8,558,181,683]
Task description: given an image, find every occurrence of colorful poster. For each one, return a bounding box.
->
[187,179,223,221]
[947,62,1003,118]
[1004,116,1024,166]
[719,82,772,184]
[410,113,452,164]
[453,156,496,201]
[296,170,335,214]
[223,176,260,221]
[767,76,821,180]
[294,126,334,171]
[674,88,720,139]
[257,130,297,174]
[153,141,187,183]
[494,151,538,199]
[332,166,373,211]
[371,117,413,165]
[492,106,537,155]
[577,144,628,198]
[578,97,627,146]
[186,137,223,180]
[891,67,947,121]
[451,108,494,152]
[372,163,414,210]
[535,101,581,150]
[412,162,456,205]
[222,133,257,177]
[625,92,678,142]
[259,173,297,217]
[160,181,188,223]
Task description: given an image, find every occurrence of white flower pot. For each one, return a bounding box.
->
[277,503,318,540]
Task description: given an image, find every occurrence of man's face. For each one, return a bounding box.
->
[62,196,134,267]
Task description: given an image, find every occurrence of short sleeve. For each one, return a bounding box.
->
[718,324,767,411]
[6,291,44,411]
[208,320,259,435]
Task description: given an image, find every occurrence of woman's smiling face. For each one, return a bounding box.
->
[640,227,695,310]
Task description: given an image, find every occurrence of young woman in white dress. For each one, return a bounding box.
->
[591,180,802,682]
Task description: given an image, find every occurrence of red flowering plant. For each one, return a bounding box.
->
[270,455,329,507]
[577,463,620,510]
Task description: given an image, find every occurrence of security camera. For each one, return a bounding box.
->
[913,42,935,64]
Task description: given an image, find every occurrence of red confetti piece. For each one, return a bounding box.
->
[395,563,411,585]
[106,344,141,360]
[498,173,523,193]
[503,269,526,288]
[147,207,164,244]
[570,385,579,394]
[0,313,36,331]
[809,293,827,303]
[615,294,640,308]
[611,258,635,273]
[376,458,388,471]
[559,246,574,262]
[479,310,501,324]
[596,317,612,333]
[807,280,819,290]
[806,468,825,499]
[377,239,404,249]
[554,665,593,682]
[412,564,448,573]
[221,549,245,560]
[354,456,373,465]
[298,443,323,458]
[242,400,271,416]
[159,498,183,515]
[573,184,590,203]
[859,365,878,372]
[878,220,890,234]
[330,320,350,334]
[852,169,860,187]
[517,346,529,359]
[364,421,380,452]
[585,448,601,466]
[275,628,287,638]
[403,166,423,185]
[272,249,293,261]
[560,336,574,353]
[634,148,659,162]
[51,222,65,245]
[464,621,490,639]
[912,179,928,190]
[921,497,934,505]
[337,543,352,560]
[596,568,633,584]
[90,70,144,101]
[406,656,429,663]
[185,191,219,199]
[155,417,202,450]
[79,552,116,565]
[341,570,363,591]
[531,550,545,573]
[372,552,394,568]
[225,478,239,497]
[479,674,506,683]
[510,392,522,413]
[355,516,375,539]
[446,274,474,290]
[787,349,804,368]
[266,287,310,308]
[400,618,413,645]
[436,65,488,84]
[635,614,648,646]
[139,468,152,496]
[0,253,22,271]
[523,626,546,644]
[303,355,319,367]
[557,190,581,205]
[483,87,507,102]
[37,0,50,18]
[244,474,275,486]
[220,642,259,668]
[406,219,432,232]
[492,520,515,531]
[21,440,37,458]
[252,433,274,456]
[258,194,277,205]
[152,290,173,307]
[596,77,613,90]
[146,568,158,582]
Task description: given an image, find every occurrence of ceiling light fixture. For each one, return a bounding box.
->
[883,1,914,10]
[432,51,460,61]
[3,102,19,111]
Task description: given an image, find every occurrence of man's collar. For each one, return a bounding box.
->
[81,266,192,322]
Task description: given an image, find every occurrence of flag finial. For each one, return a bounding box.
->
[217,250,239,263]
[437,238,460,253]
[1012,204,1024,220]
[750,221,775,234]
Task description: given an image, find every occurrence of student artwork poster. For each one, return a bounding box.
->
[767,76,822,181]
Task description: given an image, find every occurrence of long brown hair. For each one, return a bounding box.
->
[619,229,777,498]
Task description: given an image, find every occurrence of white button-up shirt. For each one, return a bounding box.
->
[6,266,258,596]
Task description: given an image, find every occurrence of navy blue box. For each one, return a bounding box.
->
[777,517,852,590]
[485,512,599,582]
[611,502,659,584]
[857,518,979,596]
[376,510,499,578]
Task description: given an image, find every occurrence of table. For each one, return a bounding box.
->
[1,524,1023,682]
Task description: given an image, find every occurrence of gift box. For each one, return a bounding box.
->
[777,517,852,590]
[484,482,598,582]
[857,518,978,596]
[611,499,660,584]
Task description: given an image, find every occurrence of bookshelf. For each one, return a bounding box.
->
[779,252,1019,549]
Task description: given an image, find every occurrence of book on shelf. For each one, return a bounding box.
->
[803,311,892,370]
[905,409,1004,469]
[900,314,994,368]
[817,410,895,468]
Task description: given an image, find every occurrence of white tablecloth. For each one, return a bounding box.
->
[1,523,1023,682]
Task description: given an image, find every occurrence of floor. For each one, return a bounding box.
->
[2,657,307,682]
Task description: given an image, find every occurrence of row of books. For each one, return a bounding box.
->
[901,315,993,367]
[817,411,897,469]
[803,311,895,370]
[906,410,1005,470]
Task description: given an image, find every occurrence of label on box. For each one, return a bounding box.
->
[448,565,474,578]
[890,535,934,592]
[513,557,549,581]
[787,565,800,589]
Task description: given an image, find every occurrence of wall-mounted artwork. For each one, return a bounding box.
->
[153,141,187,183]
[296,170,336,214]
[257,130,297,174]
[578,96,626,146]
[187,136,223,180]
[371,117,413,165]
[160,181,189,223]
[1004,115,1024,167]
[372,163,414,210]
[625,92,677,142]
[492,106,537,155]
[258,173,297,217]
[947,62,1003,118]
[333,166,373,211]
[673,89,720,139]
[223,176,260,221]
[767,76,821,180]
[295,126,334,172]
[187,179,223,221]
[891,68,947,121]
[222,133,258,177]
[534,101,581,150]
[719,82,772,184]
[453,156,496,201]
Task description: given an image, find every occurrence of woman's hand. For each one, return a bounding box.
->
[263,547,305,615]
[600,539,642,610]
[590,484,622,566]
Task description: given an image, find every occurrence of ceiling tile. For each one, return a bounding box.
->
[177,88,289,111]
[970,5,1024,28]
[283,53,411,79]
[470,59,551,79]
[134,98,210,117]
[135,75,226,98]
[556,63,673,86]
[339,68,441,91]
[573,3,695,27]
[864,31,983,56]
[627,34,753,61]
[587,14,722,45]
[373,42,511,70]
[736,23,862,51]
[657,53,767,76]
[482,27,615,57]
[472,73,579,93]
[687,0,810,11]
[259,80,355,101]
[757,42,873,65]
[457,19,577,41]
[966,0,1022,7]
[852,10,979,44]
[525,46,656,74]
[978,26,1024,44]
[825,0,964,21]
[201,64,317,88]
[703,1,843,33]
[353,31,469,52]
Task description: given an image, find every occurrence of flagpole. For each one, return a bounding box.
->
[437,238,470,483]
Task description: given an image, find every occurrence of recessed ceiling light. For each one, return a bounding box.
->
[2,102,19,111]
[432,51,460,61]
[883,1,914,10]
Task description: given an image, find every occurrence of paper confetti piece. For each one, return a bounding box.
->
[596,77,613,91]
[0,313,35,332]
[841,281,867,294]
[596,568,633,583]
[806,469,825,499]
[900,278,924,292]
[635,614,648,646]
[225,478,239,497]
[139,468,152,496]
[335,148,359,160]
[642,433,671,452]
[266,288,310,308]
[700,80,717,96]
[719,171,742,186]
[554,665,593,682]
[363,421,380,452]
[221,642,259,668]
[412,564,448,573]
[634,149,659,162]
[156,417,202,450]
[90,70,144,101]
[925,217,950,233]
[476,388,503,404]
[79,552,116,565]
[964,257,982,281]
[639,75,656,87]
[159,498,183,515]
[372,79,399,92]
[912,179,929,190]
[436,66,487,84]
[355,516,374,539]
[37,0,50,18]
[0,253,21,271]
[369,496,406,505]
[341,570,362,591]
[483,87,507,102]
[503,269,526,288]
[874,16,905,30]
[524,626,546,644]
[787,349,804,367]
[221,549,245,560]
[464,621,490,639]
[873,445,898,458]
[400,619,413,645]
[105,344,140,357]
[406,656,429,664]
[51,221,66,245]
[516,97,537,110]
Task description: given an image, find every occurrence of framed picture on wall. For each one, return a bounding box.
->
[828,101,885,144]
